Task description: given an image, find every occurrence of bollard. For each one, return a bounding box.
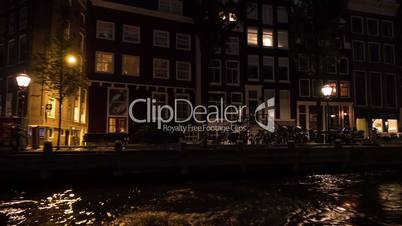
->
[115,140,123,152]
[43,141,53,155]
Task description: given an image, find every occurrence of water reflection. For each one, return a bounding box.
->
[0,171,401,225]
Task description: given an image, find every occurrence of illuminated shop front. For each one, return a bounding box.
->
[297,101,354,131]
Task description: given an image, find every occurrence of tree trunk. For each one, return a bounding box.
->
[57,60,64,150]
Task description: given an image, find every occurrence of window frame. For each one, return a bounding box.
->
[299,79,311,97]
[367,42,381,63]
[153,58,170,79]
[153,30,170,48]
[225,36,239,55]
[247,55,260,81]
[382,20,394,38]
[352,40,365,62]
[278,57,290,83]
[226,60,240,86]
[96,20,115,40]
[382,44,395,64]
[263,56,275,82]
[209,59,222,85]
[176,33,191,51]
[176,61,192,81]
[95,51,114,74]
[366,18,379,36]
[123,24,141,44]
[351,16,364,34]
[122,54,140,76]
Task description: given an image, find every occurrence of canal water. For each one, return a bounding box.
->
[1,171,401,225]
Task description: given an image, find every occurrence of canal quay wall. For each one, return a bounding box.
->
[0,144,402,181]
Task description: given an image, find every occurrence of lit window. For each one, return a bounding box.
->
[351,16,363,34]
[153,30,169,48]
[263,56,274,81]
[95,51,114,73]
[176,33,191,51]
[153,58,169,79]
[74,93,80,122]
[367,18,379,36]
[278,57,289,82]
[383,44,395,64]
[96,20,115,40]
[47,97,56,119]
[278,30,288,49]
[340,81,350,97]
[209,60,221,85]
[382,20,393,37]
[225,36,239,55]
[176,61,191,81]
[123,25,140,44]
[327,81,338,97]
[226,61,240,85]
[247,27,258,46]
[372,119,383,133]
[247,55,259,81]
[262,29,273,47]
[262,5,273,25]
[247,3,258,19]
[368,43,380,63]
[159,0,183,15]
[122,55,140,76]
[277,6,288,23]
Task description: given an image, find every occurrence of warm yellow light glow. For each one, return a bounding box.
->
[322,84,333,97]
[65,54,77,66]
[16,73,31,88]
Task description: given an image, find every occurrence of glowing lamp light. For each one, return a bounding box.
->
[16,73,32,88]
[65,54,78,66]
[321,84,333,97]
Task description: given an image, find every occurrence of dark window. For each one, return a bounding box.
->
[8,12,16,34]
[382,21,393,37]
[299,79,310,97]
[312,79,323,97]
[351,17,363,33]
[370,73,381,106]
[367,19,378,36]
[353,41,365,61]
[19,7,28,31]
[339,58,349,74]
[368,43,380,63]
[355,72,366,105]
[7,40,16,65]
[384,75,396,107]
[18,35,27,62]
[383,45,395,64]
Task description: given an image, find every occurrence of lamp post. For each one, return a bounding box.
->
[15,73,32,151]
[321,84,334,143]
[56,53,77,150]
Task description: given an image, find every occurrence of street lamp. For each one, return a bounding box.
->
[15,73,31,151]
[322,84,334,143]
[65,54,78,66]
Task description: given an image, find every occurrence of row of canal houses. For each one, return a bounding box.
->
[0,0,401,146]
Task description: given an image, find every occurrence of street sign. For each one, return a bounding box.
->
[45,104,52,112]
